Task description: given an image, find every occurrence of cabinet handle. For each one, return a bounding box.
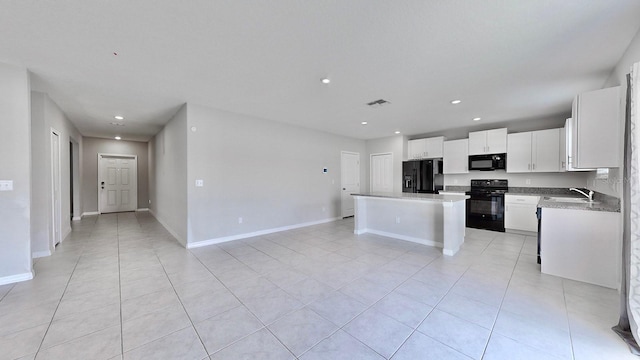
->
[561,161,565,168]
[532,163,536,170]
[528,164,531,170]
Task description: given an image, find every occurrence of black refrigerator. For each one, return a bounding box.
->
[402,159,444,193]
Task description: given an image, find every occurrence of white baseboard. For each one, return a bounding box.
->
[81,211,99,217]
[136,208,149,212]
[359,229,443,249]
[0,271,34,286]
[148,209,187,246]
[72,216,82,221]
[187,217,341,249]
[32,250,51,258]
[62,226,71,241]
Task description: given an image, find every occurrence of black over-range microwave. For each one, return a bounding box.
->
[468,153,506,171]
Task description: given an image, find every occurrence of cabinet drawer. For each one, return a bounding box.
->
[505,195,540,205]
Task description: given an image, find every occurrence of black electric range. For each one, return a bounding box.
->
[465,179,508,232]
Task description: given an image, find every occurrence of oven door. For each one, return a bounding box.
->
[466,193,505,232]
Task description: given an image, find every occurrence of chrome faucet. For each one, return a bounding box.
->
[570,188,594,202]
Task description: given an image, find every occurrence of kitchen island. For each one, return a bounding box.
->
[351,192,469,256]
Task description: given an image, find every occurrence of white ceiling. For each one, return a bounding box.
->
[1,1,639,141]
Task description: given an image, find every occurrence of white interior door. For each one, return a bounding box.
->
[371,153,393,192]
[341,151,360,218]
[51,131,61,247]
[99,155,138,214]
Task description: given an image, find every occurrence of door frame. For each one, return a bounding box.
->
[340,151,360,218]
[50,129,62,250]
[70,137,81,221]
[369,152,393,193]
[97,153,138,214]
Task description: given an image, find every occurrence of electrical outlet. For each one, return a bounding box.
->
[238,217,243,224]
[0,180,13,191]
[453,179,458,184]
[396,216,400,224]
[525,179,531,185]
[195,179,204,187]
[322,207,326,212]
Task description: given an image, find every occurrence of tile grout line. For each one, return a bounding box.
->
[117,213,125,357]
[186,246,298,359]
[476,238,521,360]
[561,279,577,360]
[32,217,96,357]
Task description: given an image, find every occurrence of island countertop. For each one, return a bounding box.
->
[351,192,469,202]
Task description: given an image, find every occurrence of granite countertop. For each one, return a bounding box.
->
[441,186,621,213]
[352,192,469,202]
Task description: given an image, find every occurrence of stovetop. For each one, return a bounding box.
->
[468,179,508,195]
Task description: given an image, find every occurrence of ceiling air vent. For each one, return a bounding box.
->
[366,99,390,107]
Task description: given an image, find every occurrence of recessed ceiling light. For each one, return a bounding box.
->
[361,121,368,125]
[450,100,461,105]
[473,117,481,121]
[395,131,401,134]
[114,115,124,120]
[114,136,121,140]
[321,78,330,84]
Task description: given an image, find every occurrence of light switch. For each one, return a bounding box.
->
[195,179,204,187]
[0,180,13,191]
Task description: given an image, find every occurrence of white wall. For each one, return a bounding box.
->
[365,135,406,193]
[185,104,366,244]
[149,105,188,245]
[30,91,83,257]
[82,137,149,213]
[444,171,590,189]
[0,63,32,283]
[588,27,640,197]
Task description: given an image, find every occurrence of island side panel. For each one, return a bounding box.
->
[353,196,368,234]
[442,200,465,256]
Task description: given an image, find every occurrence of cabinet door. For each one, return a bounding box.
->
[486,128,507,154]
[408,139,426,159]
[468,131,487,155]
[505,203,538,232]
[559,127,567,172]
[443,139,468,174]
[506,132,532,173]
[533,129,560,172]
[425,136,444,158]
[573,86,620,168]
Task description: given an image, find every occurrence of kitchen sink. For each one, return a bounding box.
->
[544,196,599,204]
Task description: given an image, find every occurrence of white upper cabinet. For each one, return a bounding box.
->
[559,127,567,172]
[570,86,621,168]
[507,129,560,173]
[408,136,444,159]
[443,139,469,174]
[468,128,507,155]
[407,138,426,160]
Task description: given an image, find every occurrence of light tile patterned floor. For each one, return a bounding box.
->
[0,212,633,359]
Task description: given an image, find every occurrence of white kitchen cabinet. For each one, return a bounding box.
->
[408,136,444,159]
[559,127,567,171]
[507,129,560,173]
[570,86,621,168]
[468,128,507,155]
[540,207,620,289]
[425,136,444,158]
[408,139,426,160]
[504,195,539,232]
[443,139,468,174]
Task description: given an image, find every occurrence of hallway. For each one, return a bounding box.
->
[0,213,632,359]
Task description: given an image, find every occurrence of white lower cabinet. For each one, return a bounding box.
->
[504,195,539,232]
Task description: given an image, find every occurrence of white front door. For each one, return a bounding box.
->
[341,151,360,218]
[99,155,138,214]
[51,131,61,247]
[371,153,393,192]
